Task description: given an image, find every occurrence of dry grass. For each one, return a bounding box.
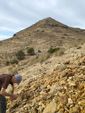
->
[8,65,18,75]
[29,53,51,65]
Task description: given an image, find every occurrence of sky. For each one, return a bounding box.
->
[0,0,85,41]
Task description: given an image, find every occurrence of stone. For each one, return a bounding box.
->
[68,98,73,104]
[43,100,57,113]
[79,100,85,106]
[69,105,80,113]
[78,84,84,90]
[49,84,57,94]
[59,108,64,112]
[64,60,70,65]
[24,110,28,113]
[42,103,45,109]
[68,81,78,87]
[81,110,85,113]
[60,94,68,105]
[57,102,63,110]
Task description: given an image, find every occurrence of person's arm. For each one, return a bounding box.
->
[0,87,17,99]
[11,84,14,94]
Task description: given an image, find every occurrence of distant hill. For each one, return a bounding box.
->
[0,17,85,67]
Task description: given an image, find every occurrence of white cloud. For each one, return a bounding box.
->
[0,35,11,40]
[0,0,85,40]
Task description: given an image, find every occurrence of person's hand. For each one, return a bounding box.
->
[13,94,18,99]
[10,94,18,101]
[10,96,14,101]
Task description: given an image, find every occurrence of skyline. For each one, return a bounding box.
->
[0,0,85,40]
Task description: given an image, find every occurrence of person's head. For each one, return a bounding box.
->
[12,75,22,85]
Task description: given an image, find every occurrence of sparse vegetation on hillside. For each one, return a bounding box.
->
[6,61,10,66]
[48,47,60,53]
[38,50,41,53]
[6,59,18,66]
[27,48,35,55]
[29,53,50,65]
[10,59,18,64]
[16,50,25,60]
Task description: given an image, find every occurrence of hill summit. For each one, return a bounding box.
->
[31,17,67,27]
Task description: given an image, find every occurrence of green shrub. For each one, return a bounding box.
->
[6,61,10,66]
[13,34,16,37]
[27,48,35,55]
[48,48,60,53]
[38,50,41,53]
[6,59,18,66]
[16,50,25,60]
[11,59,18,64]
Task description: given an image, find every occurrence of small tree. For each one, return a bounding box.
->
[27,48,35,55]
[16,50,25,60]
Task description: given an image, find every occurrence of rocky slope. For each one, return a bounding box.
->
[0,17,85,67]
[6,43,85,113]
[0,17,85,113]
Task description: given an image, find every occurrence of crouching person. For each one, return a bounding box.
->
[0,74,22,113]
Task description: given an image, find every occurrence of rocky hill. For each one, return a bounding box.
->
[0,17,85,113]
[0,17,85,67]
[6,43,85,113]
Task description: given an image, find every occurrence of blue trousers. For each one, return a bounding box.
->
[0,95,6,113]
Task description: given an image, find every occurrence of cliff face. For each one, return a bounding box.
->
[6,44,85,113]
